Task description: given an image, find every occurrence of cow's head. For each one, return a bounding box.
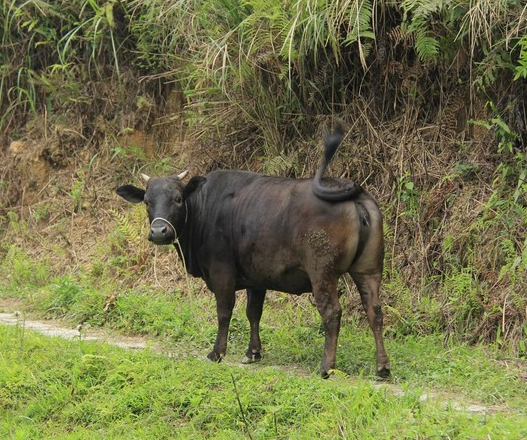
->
[116,171,204,245]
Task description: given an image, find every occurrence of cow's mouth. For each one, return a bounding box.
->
[148,234,175,245]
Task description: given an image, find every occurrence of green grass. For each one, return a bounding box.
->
[1,324,526,440]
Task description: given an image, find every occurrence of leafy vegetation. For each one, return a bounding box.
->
[2,1,526,135]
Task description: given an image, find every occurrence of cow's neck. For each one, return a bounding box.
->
[173,203,202,278]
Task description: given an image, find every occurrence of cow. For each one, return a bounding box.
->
[116,126,390,378]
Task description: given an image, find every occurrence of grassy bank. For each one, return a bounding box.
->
[1,235,526,438]
[1,321,526,440]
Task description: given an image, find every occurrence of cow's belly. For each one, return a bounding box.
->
[237,265,312,294]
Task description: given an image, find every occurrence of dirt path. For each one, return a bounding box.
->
[0,311,152,350]
[0,300,500,414]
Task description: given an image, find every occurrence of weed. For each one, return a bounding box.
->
[0,246,51,294]
[71,175,85,213]
[37,276,83,317]
[396,172,419,218]
[111,142,147,162]
[441,266,484,337]
[514,34,527,80]
[32,202,51,222]
[14,310,26,353]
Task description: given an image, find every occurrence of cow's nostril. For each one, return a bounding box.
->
[161,225,167,234]
[151,227,164,237]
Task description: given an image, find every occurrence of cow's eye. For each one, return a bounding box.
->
[174,195,182,204]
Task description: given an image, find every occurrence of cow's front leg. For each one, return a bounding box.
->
[207,289,236,362]
[242,288,266,364]
[312,278,341,378]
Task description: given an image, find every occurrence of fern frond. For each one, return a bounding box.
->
[262,152,300,176]
[341,0,375,44]
[110,205,148,256]
[400,0,448,61]
[414,30,439,62]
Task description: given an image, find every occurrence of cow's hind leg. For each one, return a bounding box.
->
[312,277,342,378]
[207,289,236,362]
[350,272,390,378]
[242,288,266,364]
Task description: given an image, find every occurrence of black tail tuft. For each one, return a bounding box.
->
[323,122,344,163]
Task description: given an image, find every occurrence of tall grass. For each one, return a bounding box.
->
[121,0,527,137]
[2,1,525,134]
[0,0,131,131]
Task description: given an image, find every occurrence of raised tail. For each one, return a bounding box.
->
[312,123,362,202]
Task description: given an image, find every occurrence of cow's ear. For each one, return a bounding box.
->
[116,185,146,204]
[183,176,206,200]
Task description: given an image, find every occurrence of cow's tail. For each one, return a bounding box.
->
[313,123,362,202]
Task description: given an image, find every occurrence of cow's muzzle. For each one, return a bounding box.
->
[149,217,176,245]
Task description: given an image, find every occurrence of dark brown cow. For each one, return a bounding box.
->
[116,126,390,378]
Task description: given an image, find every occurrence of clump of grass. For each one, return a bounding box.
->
[0,245,52,296]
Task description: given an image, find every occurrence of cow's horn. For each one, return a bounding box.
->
[177,170,189,180]
[141,173,151,183]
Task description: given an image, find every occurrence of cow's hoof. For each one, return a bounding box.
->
[376,366,391,379]
[320,369,332,379]
[207,351,223,363]
[241,352,262,364]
